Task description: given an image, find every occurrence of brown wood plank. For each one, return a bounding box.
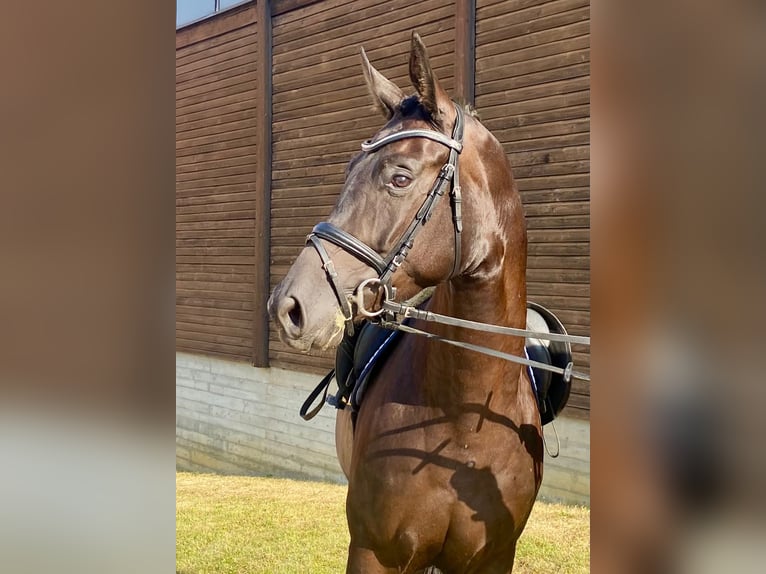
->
[177,99,257,129]
[254,0,271,367]
[177,146,258,167]
[476,35,589,78]
[177,164,256,183]
[177,40,257,79]
[527,242,589,256]
[176,3,256,50]
[517,173,590,192]
[177,185,257,202]
[273,12,453,72]
[274,0,450,60]
[176,295,253,311]
[176,246,254,257]
[176,286,254,301]
[487,107,590,142]
[176,174,256,193]
[526,227,589,242]
[178,323,254,343]
[547,309,589,327]
[478,0,588,34]
[476,20,589,60]
[176,50,256,86]
[524,200,589,217]
[521,187,590,206]
[526,268,589,283]
[177,193,256,209]
[175,137,258,160]
[176,304,253,322]
[176,335,251,356]
[177,31,255,69]
[476,61,589,98]
[177,198,254,214]
[177,237,254,248]
[275,0,399,42]
[177,88,256,118]
[177,220,254,232]
[177,80,256,116]
[508,145,588,168]
[501,132,589,155]
[272,28,454,86]
[527,254,589,268]
[177,64,257,102]
[478,88,589,122]
[515,156,589,179]
[272,0,353,22]
[455,0,476,105]
[476,75,589,109]
[176,270,254,284]
[528,282,589,297]
[177,22,255,62]
[476,6,589,48]
[177,152,257,175]
[478,0,564,20]
[176,255,255,265]
[177,320,253,340]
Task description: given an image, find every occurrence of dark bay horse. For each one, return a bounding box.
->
[268,33,543,573]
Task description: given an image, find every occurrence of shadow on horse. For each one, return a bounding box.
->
[268,32,543,574]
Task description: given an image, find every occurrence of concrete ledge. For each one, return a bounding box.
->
[176,353,590,505]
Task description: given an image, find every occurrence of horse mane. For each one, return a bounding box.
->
[395,95,482,130]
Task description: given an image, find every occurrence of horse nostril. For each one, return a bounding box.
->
[277,296,303,335]
[288,299,302,328]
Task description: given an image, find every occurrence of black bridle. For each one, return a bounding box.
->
[307,103,466,336]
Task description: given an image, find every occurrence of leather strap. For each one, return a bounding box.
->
[310,222,387,275]
[362,129,462,153]
[299,368,335,420]
[307,235,355,336]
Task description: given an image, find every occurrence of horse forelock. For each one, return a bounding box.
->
[392,94,481,131]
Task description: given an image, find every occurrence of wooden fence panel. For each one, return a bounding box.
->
[176,3,258,362]
[269,0,457,373]
[476,0,590,418]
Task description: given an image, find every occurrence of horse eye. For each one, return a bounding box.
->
[391,174,411,188]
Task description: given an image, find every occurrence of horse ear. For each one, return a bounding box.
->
[360,47,404,119]
[409,32,452,125]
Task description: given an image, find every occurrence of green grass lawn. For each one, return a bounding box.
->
[177,471,589,573]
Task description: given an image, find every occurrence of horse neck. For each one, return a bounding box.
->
[423,236,527,409]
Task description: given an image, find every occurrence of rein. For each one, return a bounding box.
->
[305,102,590,382]
[378,298,591,382]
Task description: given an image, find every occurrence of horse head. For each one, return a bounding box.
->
[268,32,523,354]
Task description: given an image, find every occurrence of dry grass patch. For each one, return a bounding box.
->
[177,471,588,573]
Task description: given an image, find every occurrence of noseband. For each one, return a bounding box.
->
[307,103,466,335]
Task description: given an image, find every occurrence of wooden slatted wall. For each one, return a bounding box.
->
[269,0,457,373]
[475,0,590,417]
[176,3,259,362]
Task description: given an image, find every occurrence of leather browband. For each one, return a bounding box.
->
[361,129,463,154]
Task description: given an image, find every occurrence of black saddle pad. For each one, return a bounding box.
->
[334,321,402,411]
[328,302,572,425]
